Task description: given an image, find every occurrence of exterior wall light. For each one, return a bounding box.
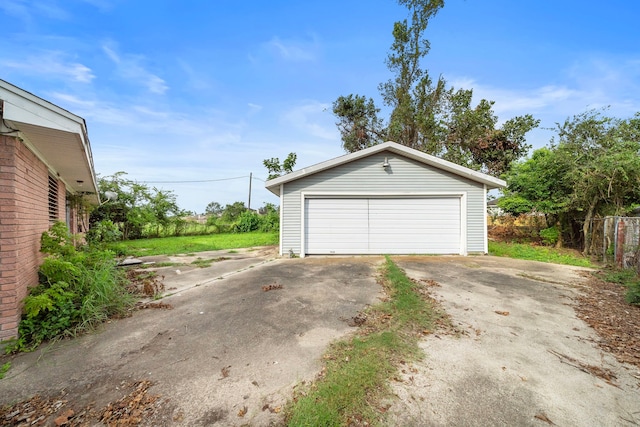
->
[382,157,390,168]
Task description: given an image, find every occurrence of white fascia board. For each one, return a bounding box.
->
[265,141,506,194]
[1,80,100,202]
[1,81,85,134]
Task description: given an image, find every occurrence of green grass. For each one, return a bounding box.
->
[285,257,440,426]
[191,257,230,268]
[488,241,594,267]
[108,232,278,256]
[600,268,640,305]
[0,362,10,379]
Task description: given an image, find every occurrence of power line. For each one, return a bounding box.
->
[140,175,265,184]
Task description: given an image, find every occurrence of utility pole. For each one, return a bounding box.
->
[248,172,252,210]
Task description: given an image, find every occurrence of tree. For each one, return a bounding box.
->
[221,201,247,223]
[332,0,539,176]
[263,153,297,180]
[333,94,385,153]
[90,172,185,240]
[500,110,640,251]
[205,201,223,216]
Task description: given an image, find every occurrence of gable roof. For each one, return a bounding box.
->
[265,141,507,195]
[0,79,99,202]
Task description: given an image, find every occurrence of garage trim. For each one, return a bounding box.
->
[299,191,467,257]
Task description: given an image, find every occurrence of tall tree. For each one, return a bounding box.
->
[333,0,539,176]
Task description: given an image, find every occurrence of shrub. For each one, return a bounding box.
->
[40,221,76,256]
[259,211,279,232]
[235,211,261,232]
[86,219,122,244]
[539,226,559,246]
[8,223,134,353]
[16,282,78,351]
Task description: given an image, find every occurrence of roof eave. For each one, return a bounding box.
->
[0,80,100,203]
[265,141,506,193]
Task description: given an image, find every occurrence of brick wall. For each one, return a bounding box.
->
[0,135,66,340]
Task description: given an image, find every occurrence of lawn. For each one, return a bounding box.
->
[109,232,278,256]
[488,241,594,267]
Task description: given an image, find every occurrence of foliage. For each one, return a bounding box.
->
[204,201,223,216]
[107,232,279,257]
[263,152,297,180]
[40,221,77,257]
[8,223,133,353]
[234,210,261,232]
[539,226,560,246]
[488,241,593,267]
[501,110,640,250]
[601,269,640,305]
[85,219,122,245]
[221,201,247,223]
[332,94,385,152]
[0,362,10,380]
[90,172,187,240]
[332,0,539,176]
[259,206,279,233]
[286,257,436,426]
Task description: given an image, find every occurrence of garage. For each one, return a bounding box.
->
[305,197,462,254]
[265,141,505,257]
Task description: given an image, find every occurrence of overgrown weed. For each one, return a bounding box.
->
[285,257,442,426]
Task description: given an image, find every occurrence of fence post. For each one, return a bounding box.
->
[616,218,625,268]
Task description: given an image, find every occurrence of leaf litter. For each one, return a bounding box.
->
[574,273,640,369]
[0,380,161,427]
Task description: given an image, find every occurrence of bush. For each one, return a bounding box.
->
[8,223,134,353]
[235,211,261,232]
[86,219,122,244]
[259,211,279,232]
[539,226,559,246]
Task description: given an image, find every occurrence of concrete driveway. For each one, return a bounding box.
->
[389,256,640,427]
[0,249,384,426]
[2,252,638,426]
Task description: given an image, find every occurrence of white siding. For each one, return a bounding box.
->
[282,151,486,256]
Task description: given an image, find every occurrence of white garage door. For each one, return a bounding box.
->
[305,198,461,255]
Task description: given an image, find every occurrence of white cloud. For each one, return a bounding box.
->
[1,51,95,83]
[177,59,214,91]
[282,101,337,140]
[0,0,32,25]
[263,35,319,62]
[448,54,640,125]
[79,0,114,11]
[248,103,263,113]
[49,92,96,108]
[102,43,169,94]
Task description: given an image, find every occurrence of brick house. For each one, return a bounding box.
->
[0,80,99,340]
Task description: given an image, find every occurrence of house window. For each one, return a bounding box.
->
[48,175,59,223]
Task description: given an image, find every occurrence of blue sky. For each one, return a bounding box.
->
[2,0,639,213]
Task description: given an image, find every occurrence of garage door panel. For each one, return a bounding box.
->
[305,197,461,255]
[369,199,460,254]
[305,199,368,254]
